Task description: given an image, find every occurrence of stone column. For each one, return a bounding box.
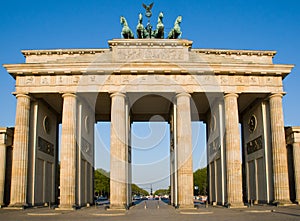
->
[59,93,77,209]
[224,93,244,207]
[110,92,127,209]
[170,119,175,206]
[176,92,194,208]
[293,142,300,204]
[269,94,290,204]
[0,141,6,206]
[9,94,31,207]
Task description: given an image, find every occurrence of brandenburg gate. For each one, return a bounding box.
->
[1,7,296,210]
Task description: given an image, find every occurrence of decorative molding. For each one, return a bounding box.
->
[22,49,109,57]
[108,39,193,48]
[4,63,293,78]
[192,49,277,57]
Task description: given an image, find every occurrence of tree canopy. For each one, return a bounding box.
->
[193,167,207,196]
[132,184,149,196]
[94,167,208,198]
[154,187,170,196]
[94,169,110,197]
[94,169,149,197]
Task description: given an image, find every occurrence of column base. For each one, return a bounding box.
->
[108,204,127,211]
[225,202,246,208]
[7,203,28,209]
[272,200,292,207]
[56,204,79,211]
[177,204,195,210]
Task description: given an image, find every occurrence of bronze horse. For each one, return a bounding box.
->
[136,13,148,39]
[120,16,134,39]
[153,12,164,39]
[168,16,182,39]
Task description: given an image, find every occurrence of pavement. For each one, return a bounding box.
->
[0,200,300,221]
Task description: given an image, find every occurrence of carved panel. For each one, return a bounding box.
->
[235,76,244,85]
[246,136,263,155]
[115,48,184,61]
[220,76,229,84]
[266,77,274,85]
[41,76,50,85]
[38,136,54,156]
[25,76,34,85]
[249,76,259,85]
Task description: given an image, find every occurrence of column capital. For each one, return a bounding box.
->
[62,93,77,99]
[176,92,191,99]
[224,93,239,99]
[269,93,284,99]
[15,94,31,100]
[110,92,126,99]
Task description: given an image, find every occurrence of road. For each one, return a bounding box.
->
[0,200,300,221]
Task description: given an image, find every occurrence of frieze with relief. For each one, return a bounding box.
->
[16,74,283,91]
[115,48,184,61]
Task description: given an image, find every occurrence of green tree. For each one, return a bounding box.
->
[193,167,207,196]
[154,188,170,196]
[94,169,110,197]
[132,184,149,196]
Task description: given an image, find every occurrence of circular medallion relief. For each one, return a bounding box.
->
[248,115,257,133]
[210,115,216,132]
[85,116,90,134]
[43,116,50,134]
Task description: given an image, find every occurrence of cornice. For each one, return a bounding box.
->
[191,49,277,57]
[108,38,193,48]
[3,62,294,78]
[21,49,110,57]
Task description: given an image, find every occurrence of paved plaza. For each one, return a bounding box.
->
[0,201,300,221]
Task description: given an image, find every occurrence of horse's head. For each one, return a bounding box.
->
[159,12,164,19]
[120,16,125,25]
[176,16,182,24]
[138,13,143,22]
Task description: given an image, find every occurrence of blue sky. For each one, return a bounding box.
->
[1,0,300,191]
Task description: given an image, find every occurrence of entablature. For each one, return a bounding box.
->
[3,62,294,79]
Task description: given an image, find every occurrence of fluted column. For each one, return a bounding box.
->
[59,93,77,209]
[269,93,290,204]
[224,93,244,207]
[293,142,300,204]
[110,92,127,209]
[176,92,194,208]
[9,94,31,207]
[0,142,6,206]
